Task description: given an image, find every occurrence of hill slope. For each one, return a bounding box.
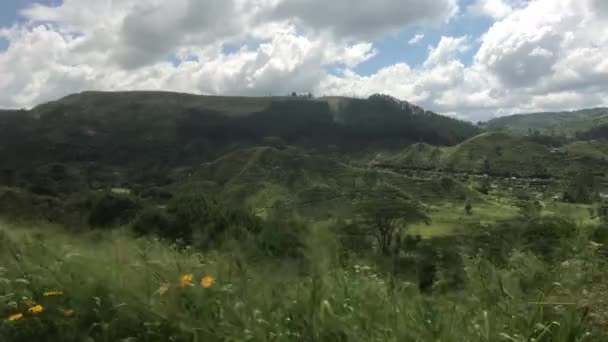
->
[0,92,479,168]
[176,146,479,218]
[381,132,608,178]
[483,107,608,135]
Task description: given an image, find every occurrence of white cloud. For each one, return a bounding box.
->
[321,0,608,121]
[424,36,469,67]
[268,0,458,39]
[1,0,608,123]
[467,0,524,19]
[0,0,456,108]
[408,34,424,45]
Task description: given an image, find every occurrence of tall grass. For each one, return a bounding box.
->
[0,221,606,341]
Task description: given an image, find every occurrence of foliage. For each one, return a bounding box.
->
[465,200,473,215]
[0,219,606,341]
[88,192,141,227]
[518,200,543,221]
[0,92,480,168]
[355,185,430,255]
[563,169,597,204]
[482,107,608,136]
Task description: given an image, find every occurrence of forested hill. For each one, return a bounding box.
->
[0,91,479,166]
[482,107,608,136]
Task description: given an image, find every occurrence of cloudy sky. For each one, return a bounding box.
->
[1,0,607,121]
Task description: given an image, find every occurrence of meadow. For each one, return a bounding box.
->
[1,217,607,341]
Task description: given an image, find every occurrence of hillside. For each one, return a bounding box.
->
[0,92,479,169]
[483,107,608,135]
[174,146,480,219]
[381,131,608,178]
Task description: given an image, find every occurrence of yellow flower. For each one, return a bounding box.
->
[8,313,23,321]
[43,290,64,297]
[63,309,75,317]
[179,274,194,288]
[201,275,215,289]
[28,305,44,314]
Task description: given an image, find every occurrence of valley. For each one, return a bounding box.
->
[1,92,607,341]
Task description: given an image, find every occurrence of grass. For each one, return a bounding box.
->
[1,220,607,341]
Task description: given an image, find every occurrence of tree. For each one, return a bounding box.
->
[495,145,503,157]
[88,192,141,227]
[465,201,472,215]
[599,200,608,225]
[476,176,491,195]
[518,200,542,221]
[482,158,491,175]
[356,186,429,255]
[563,169,596,203]
[440,176,455,192]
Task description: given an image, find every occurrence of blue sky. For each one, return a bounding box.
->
[353,15,493,75]
[0,0,607,121]
[0,0,491,69]
[0,0,60,50]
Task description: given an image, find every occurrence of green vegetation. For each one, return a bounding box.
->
[1,92,608,340]
[1,216,607,341]
[381,131,608,178]
[482,107,608,136]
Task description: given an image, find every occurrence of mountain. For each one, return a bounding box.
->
[0,91,480,169]
[482,107,608,136]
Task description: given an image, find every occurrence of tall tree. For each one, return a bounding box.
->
[356,185,429,255]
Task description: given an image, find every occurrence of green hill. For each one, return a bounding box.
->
[0,92,479,169]
[173,146,479,219]
[483,107,608,136]
[382,132,608,178]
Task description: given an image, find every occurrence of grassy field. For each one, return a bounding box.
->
[1,220,607,341]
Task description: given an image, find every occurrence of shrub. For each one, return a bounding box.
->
[256,218,307,258]
[440,176,455,192]
[131,207,172,236]
[88,192,142,228]
[465,201,472,215]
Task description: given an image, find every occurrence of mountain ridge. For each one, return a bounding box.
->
[0,91,480,168]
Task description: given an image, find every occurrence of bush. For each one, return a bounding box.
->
[88,192,142,228]
[440,176,455,192]
[142,192,264,248]
[256,218,307,258]
[131,207,172,236]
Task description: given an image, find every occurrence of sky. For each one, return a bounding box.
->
[0,0,607,121]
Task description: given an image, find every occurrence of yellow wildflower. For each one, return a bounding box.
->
[8,313,23,321]
[28,305,44,314]
[179,274,194,288]
[63,309,75,317]
[43,290,64,297]
[201,275,215,289]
